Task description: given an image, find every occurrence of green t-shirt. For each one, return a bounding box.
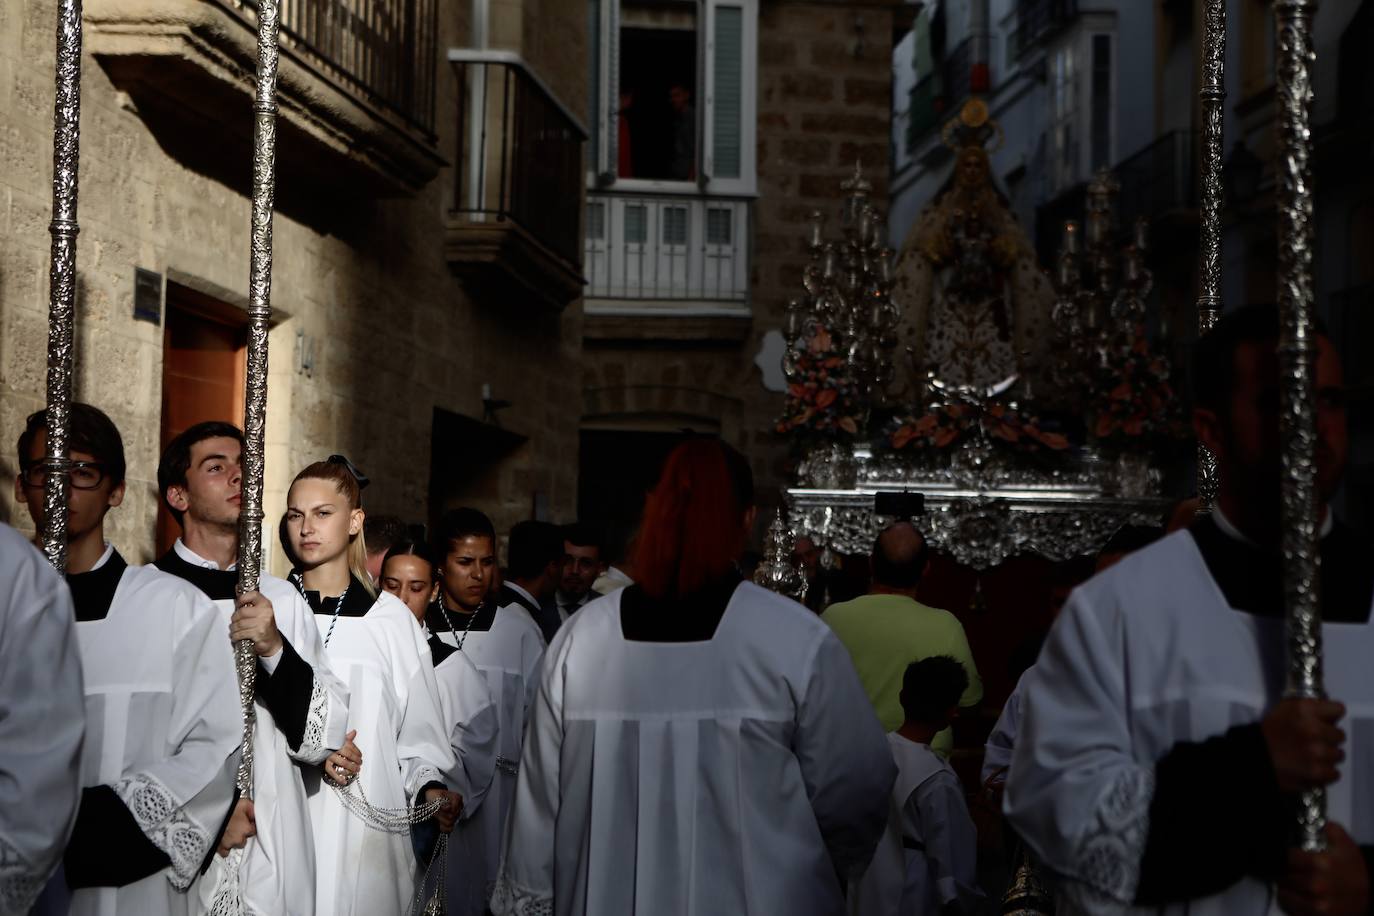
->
[822,593,983,756]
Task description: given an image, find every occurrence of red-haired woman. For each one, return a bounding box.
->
[492,440,896,915]
[285,457,459,916]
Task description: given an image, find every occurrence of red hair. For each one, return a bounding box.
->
[632,439,752,600]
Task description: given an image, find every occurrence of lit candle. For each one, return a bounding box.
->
[1063,220,1079,254]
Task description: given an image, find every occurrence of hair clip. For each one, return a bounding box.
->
[327,454,371,490]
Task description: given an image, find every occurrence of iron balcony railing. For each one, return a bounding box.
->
[1011,0,1079,58]
[265,0,438,134]
[1114,130,1198,229]
[1033,130,1198,265]
[450,51,588,270]
[584,191,750,303]
[906,36,974,149]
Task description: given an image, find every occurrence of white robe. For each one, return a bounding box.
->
[70,551,242,916]
[157,543,351,916]
[430,603,545,904]
[1005,529,1374,915]
[306,590,455,916]
[981,671,1027,786]
[849,734,983,916]
[425,637,500,916]
[0,524,84,916]
[492,582,896,916]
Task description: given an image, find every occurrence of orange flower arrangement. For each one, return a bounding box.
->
[777,323,864,441]
[1091,324,1187,449]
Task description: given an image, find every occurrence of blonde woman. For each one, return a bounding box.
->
[286,457,457,916]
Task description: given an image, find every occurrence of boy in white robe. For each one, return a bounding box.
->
[850,656,984,916]
[152,422,351,916]
[1006,305,1374,915]
[425,508,545,908]
[14,405,241,916]
[0,522,85,916]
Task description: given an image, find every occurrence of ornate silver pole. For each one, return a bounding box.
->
[1195,0,1226,513]
[1274,0,1325,853]
[39,0,84,572]
[208,1,281,908]
[233,0,283,793]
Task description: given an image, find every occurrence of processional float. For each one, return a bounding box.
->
[763,0,1329,873]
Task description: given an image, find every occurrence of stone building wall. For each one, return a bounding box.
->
[0,0,587,568]
[580,0,893,502]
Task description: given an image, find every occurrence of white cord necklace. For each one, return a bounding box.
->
[290,571,351,648]
[435,590,478,651]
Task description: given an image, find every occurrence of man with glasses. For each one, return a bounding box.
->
[15,404,241,916]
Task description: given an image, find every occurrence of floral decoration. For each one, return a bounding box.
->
[1090,324,1187,450]
[885,402,1069,455]
[776,324,866,441]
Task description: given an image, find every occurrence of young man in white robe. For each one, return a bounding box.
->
[425,508,544,908]
[497,520,563,645]
[380,539,500,916]
[0,522,85,916]
[14,404,241,916]
[1006,305,1374,915]
[152,422,352,916]
[850,656,984,916]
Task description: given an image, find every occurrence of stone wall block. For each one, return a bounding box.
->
[779,72,836,104]
[779,137,832,167]
[843,77,890,108]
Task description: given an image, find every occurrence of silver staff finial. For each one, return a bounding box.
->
[753,508,809,603]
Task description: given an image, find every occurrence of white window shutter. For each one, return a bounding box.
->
[594,0,619,184]
[703,0,757,195]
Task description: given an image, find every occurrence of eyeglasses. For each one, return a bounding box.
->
[20,461,110,491]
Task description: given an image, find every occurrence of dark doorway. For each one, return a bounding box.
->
[158,283,247,556]
[577,428,692,565]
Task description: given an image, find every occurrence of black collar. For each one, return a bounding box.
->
[425,597,498,640]
[620,572,743,642]
[1189,515,1373,624]
[428,632,458,667]
[154,549,238,601]
[68,551,130,622]
[295,573,375,617]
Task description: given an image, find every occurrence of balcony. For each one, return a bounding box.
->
[1033,131,1197,265]
[584,192,749,303]
[1010,0,1080,58]
[444,51,587,312]
[1114,130,1197,229]
[86,0,446,198]
[906,37,973,151]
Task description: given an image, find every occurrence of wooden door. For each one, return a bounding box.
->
[157,284,248,556]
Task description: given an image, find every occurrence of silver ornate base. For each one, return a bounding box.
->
[787,442,1170,570]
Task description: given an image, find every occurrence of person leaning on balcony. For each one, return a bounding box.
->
[822,522,983,758]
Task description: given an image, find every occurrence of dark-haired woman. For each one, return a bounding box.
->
[382,539,500,916]
[286,460,458,916]
[493,440,896,915]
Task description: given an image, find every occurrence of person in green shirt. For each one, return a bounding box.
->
[822,521,982,756]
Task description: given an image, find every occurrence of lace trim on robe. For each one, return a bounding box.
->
[113,772,211,890]
[1059,765,1155,913]
[0,837,44,914]
[490,874,553,916]
[288,675,331,765]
